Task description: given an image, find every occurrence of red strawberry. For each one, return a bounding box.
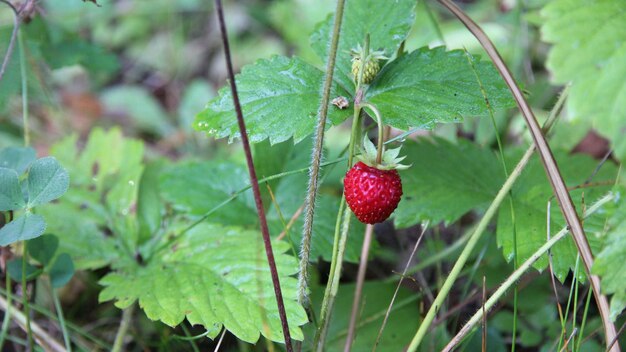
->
[344,161,403,224]
[343,137,409,224]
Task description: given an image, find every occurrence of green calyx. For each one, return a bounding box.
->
[356,136,410,171]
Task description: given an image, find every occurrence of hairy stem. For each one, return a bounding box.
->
[298,0,347,306]
[314,32,371,350]
[436,1,618,348]
[442,193,615,352]
[214,0,293,349]
[314,107,362,351]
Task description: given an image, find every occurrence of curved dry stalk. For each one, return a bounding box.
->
[436,1,618,350]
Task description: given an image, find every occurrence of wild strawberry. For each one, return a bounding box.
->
[350,45,387,85]
[344,137,409,224]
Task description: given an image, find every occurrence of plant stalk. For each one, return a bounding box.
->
[436,1,618,348]
[214,0,293,349]
[441,193,615,352]
[405,77,569,352]
[344,224,374,351]
[298,0,347,306]
[314,33,370,350]
[51,287,72,352]
[112,305,134,352]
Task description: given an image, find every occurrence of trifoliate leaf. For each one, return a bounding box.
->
[7,258,40,282]
[28,234,59,266]
[592,190,626,321]
[49,253,75,288]
[366,47,515,131]
[497,151,617,282]
[27,157,70,207]
[541,0,626,161]
[0,213,46,246]
[0,167,25,211]
[0,147,36,175]
[195,56,351,144]
[99,223,307,344]
[310,0,416,91]
[394,137,503,228]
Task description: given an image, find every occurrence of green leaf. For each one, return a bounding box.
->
[0,168,25,211]
[38,128,143,269]
[7,258,41,282]
[137,161,164,244]
[592,191,626,321]
[394,138,502,228]
[366,47,514,130]
[310,0,416,91]
[497,152,617,282]
[101,86,172,136]
[160,161,259,226]
[194,56,351,144]
[99,223,307,344]
[0,147,36,175]
[541,0,626,161]
[27,157,70,207]
[178,79,215,131]
[49,253,75,288]
[28,234,59,265]
[39,201,120,269]
[160,150,368,263]
[0,213,46,246]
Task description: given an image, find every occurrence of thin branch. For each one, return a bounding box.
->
[481,276,487,352]
[607,321,626,352]
[373,221,429,352]
[441,193,615,352]
[435,1,618,349]
[0,0,23,82]
[213,0,293,349]
[559,328,578,352]
[298,0,346,306]
[344,224,375,351]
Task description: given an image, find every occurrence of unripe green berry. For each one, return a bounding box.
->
[352,57,380,84]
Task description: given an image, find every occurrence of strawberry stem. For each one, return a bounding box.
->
[360,102,384,164]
